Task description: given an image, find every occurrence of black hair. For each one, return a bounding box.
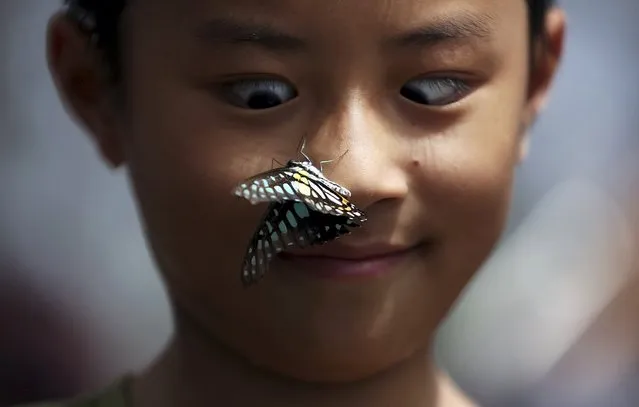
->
[63,0,556,81]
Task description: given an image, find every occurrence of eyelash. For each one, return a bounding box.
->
[215,76,472,110]
[400,77,471,106]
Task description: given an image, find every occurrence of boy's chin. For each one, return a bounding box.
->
[170,257,441,383]
[220,314,435,384]
[242,339,426,384]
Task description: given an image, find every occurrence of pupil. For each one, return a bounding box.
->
[247,92,281,109]
[400,86,428,104]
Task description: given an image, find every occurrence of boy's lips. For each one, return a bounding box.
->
[283,243,417,260]
[278,242,426,279]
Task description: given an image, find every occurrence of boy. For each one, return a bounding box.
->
[37,0,564,405]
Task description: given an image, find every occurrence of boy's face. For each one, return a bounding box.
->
[51,0,561,382]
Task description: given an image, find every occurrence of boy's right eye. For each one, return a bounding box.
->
[219,78,298,110]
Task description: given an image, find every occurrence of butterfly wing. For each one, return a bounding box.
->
[233,165,307,205]
[234,163,367,225]
[233,160,352,203]
[241,202,359,286]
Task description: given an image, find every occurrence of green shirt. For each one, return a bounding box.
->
[17,377,131,407]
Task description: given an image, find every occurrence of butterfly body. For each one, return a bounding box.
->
[291,160,352,198]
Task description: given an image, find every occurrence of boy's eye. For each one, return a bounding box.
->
[220,78,298,110]
[399,77,471,106]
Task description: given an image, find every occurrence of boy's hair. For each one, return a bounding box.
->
[63,0,556,81]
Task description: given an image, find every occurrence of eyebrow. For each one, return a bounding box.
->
[194,17,307,52]
[389,12,496,48]
[194,11,496,53]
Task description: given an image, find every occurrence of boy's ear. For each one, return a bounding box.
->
[519,7,566,163]
[46,11,125,168]
[518,129,531,163]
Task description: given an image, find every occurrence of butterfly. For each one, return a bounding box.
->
[241,201,361,286]
[234,143,367,285]
[233,159,367,224]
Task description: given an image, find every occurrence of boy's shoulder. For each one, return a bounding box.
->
[15,376,131,407]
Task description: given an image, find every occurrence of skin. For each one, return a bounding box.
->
[47,0,564,406]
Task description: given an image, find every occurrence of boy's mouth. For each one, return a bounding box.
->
[278,242,427,279]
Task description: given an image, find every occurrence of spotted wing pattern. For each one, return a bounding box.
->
[241,201,360,286]
[234,160,351,201]
[233,160,366,224]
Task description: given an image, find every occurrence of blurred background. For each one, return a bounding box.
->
[1,1,638,406]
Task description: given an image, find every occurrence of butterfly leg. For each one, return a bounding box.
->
[294,134,316,164]
[318,148,350,172]
[270,157,285,169]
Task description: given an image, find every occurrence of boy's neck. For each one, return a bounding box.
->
[131,313,474,407]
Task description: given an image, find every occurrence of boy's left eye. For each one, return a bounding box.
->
[220,78,298,110]
[399,77,471,106]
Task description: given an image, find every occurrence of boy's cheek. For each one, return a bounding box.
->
[127,150,261,279]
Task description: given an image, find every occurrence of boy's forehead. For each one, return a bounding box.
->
[143,0,523,24]
[134,0,525,45]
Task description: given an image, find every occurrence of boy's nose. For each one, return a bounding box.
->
[303,100,410,211]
